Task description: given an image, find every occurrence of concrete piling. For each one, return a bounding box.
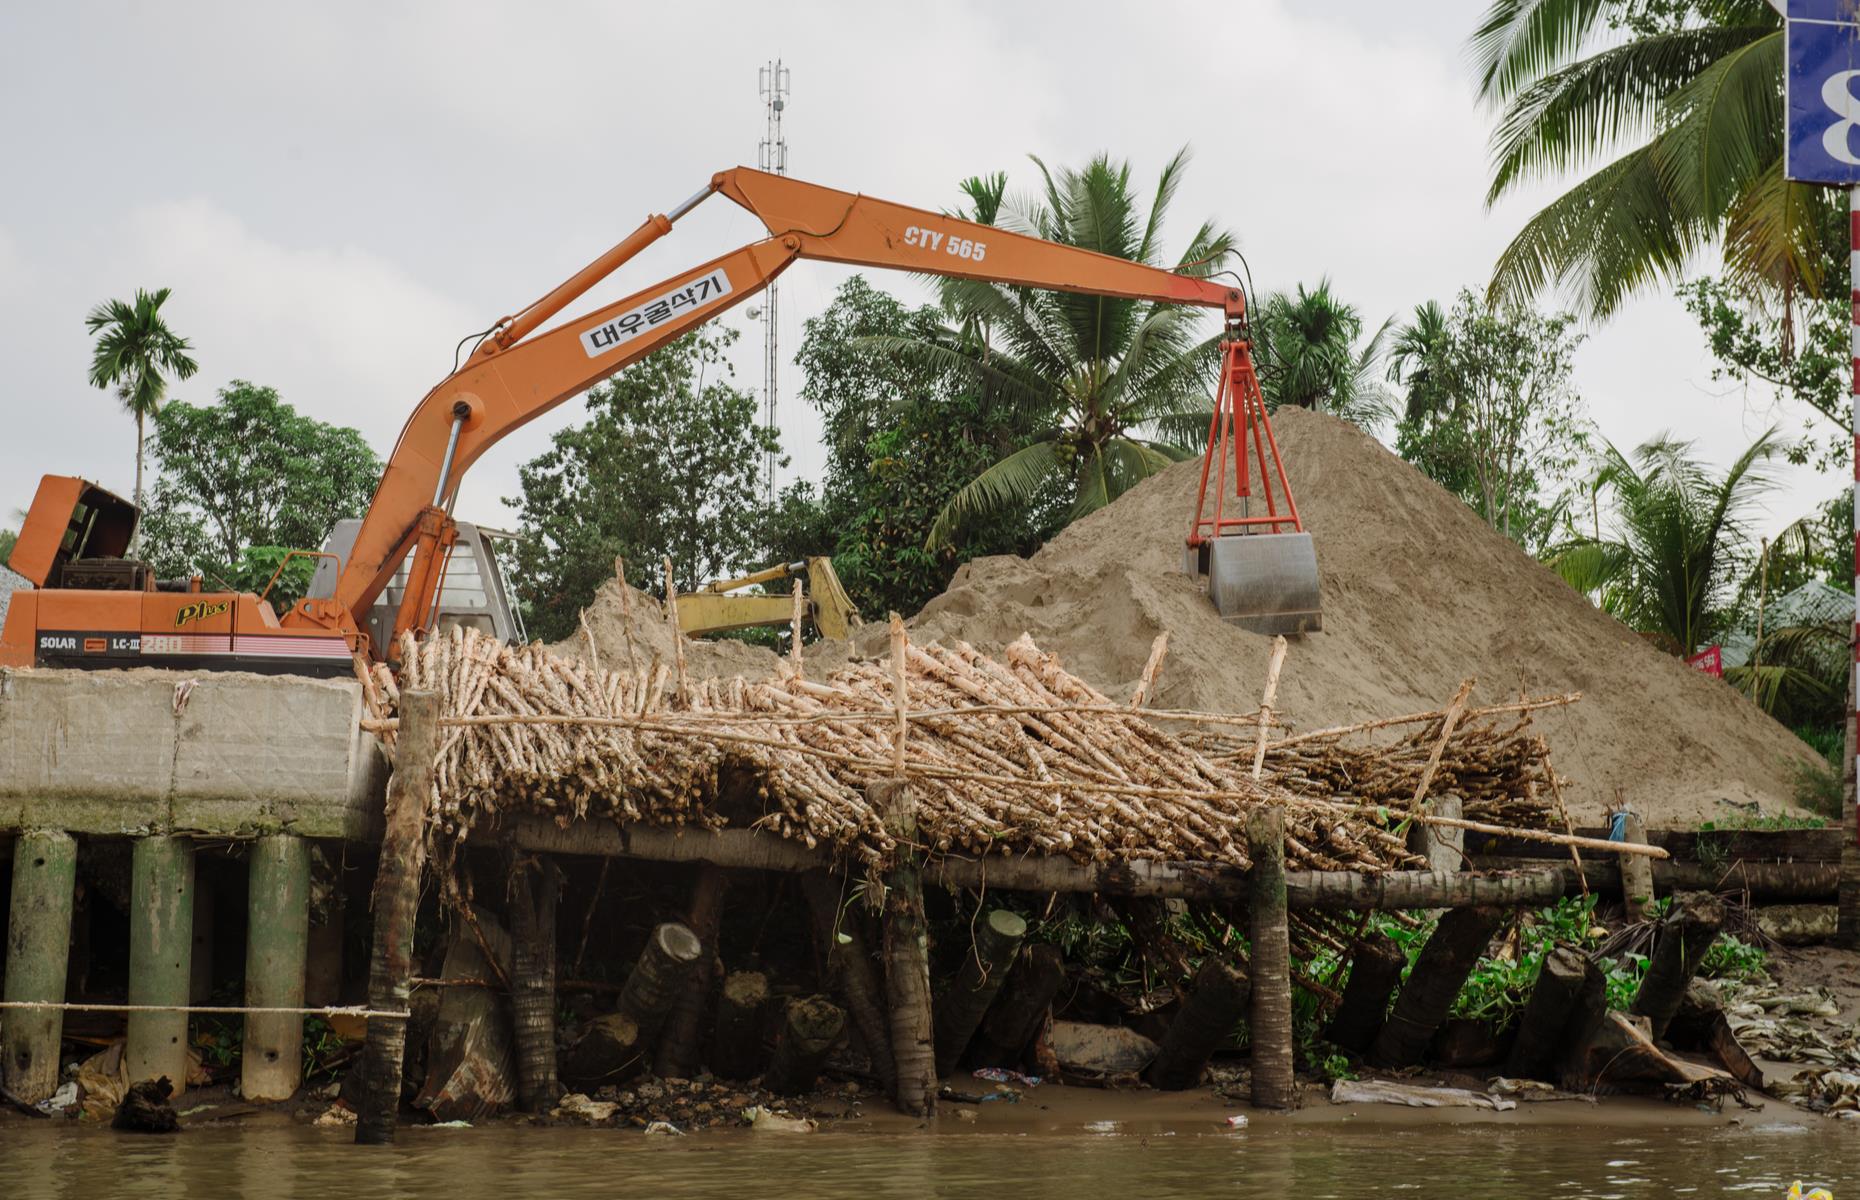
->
[242,835,310,1103]
[3,830,78,1102]
[127,835,196,1093]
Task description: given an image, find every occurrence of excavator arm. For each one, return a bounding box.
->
[286,167,1245,652]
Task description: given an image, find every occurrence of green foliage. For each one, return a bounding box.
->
[508,326,780,642]
[302,1017,349,1081]
[138,382,382,606]
[1390,290,1591,551]
[777,276,1052,618]
[85,286,200,512]
[1790,759,1843,820]
[0,528,15,567]
[1254,279,1395,431]
[1682,278,1848,470]
[1471,1,1838,318]
[878,150,1237,547]
[1701,931,1768,980]
[1698,810,1827,832]
[1548,427,1779,656]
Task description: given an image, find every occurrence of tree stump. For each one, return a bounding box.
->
[563,1012,647,1087]
[763,995,847,1095]
[1619,811,1657,922]
[1368,906,1506,1068]
[711,970,771,1081]
[970,944,1066,1068]
[617,922,703,1040]
[655,866,729,1079]
[934,909,1027,1076]
[1324,931,1404,1055]
[1145,956,1250,1091]
[1630,890,1724,1040]
[1501,944,1597,1081]
[801,872,894,1094]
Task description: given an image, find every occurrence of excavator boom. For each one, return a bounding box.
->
[288,167,1248,654]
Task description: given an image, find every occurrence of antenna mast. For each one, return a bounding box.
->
[757,60,790,503]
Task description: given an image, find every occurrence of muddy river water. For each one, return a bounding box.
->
[5,1118,1855,1198]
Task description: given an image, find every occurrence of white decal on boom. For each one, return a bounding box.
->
[581,269,734,358]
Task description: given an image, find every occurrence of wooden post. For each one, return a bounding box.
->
[656,865,729,1079]
[1146,956,1250,1091]
[1630,890,1724,1040]
[355,688,437,1146]
[970,944,1065,1068]
[617,922,703,1040]
[242,834,310,1103]
[1838,689,1859,948]
[509,854,561,1112]
[800,871,894,1094]
[190,865,215,1005]
[126,835,195,1094]
[933,909,1027,1076]
[763,995,846,1095]
[711,970,771,1081]
[3,831,77,1103]
[1619,810,1657,922]
[1411,794,1464,875]
[305,855,345,1009]
[876,779,936,1117]
[1501,944,1596,1081]
[1367,906,1505,1068]
[1248,806,1295,1109]
[1323,931,1404,1054]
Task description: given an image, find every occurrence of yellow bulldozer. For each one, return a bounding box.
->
[676,557,861,641]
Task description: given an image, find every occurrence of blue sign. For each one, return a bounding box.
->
[1787,4,1860,183]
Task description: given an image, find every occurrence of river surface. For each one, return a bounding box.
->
[4,1119,1855,1198]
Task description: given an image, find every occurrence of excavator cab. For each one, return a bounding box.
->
[7,475,140,590]
[1184,339,1323,636]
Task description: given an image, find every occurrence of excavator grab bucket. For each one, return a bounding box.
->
[1203,532,1323,635]
[1185,338,1323,635]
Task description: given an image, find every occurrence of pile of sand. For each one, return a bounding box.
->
[563,408,1823,825]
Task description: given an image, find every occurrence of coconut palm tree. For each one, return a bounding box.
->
[1548,428,1779,656]
[1253,279,1395,431]
[1472,0,1838,318]
[86,287,198,514]
[1387,299,1450,425]
[871,149,1238,549]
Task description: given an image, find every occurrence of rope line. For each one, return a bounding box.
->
[0,1000,408,1020]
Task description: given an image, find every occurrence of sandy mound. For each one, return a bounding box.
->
[839,408,1822,825]
[557,577,794,682]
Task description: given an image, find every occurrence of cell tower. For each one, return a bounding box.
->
[757,60,790,502]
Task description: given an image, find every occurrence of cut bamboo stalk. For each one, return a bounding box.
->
[1130,633,1170,708]
[1252,636,1289,781]
[1409,678,1473,813]
[663,556,689,708]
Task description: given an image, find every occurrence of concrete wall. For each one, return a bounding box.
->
[0,668,386,838]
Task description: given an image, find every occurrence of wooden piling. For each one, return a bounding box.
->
[242,834,310,1103]
[1411,794,1464,875]
[1368,906,1506,1068]
[355,688,437,1146]
[656,865,729,1080]
[1837,690,1858,949]
[1146,955,1251,1091]
[3,831,77,1102]
[934,909,1027,1077]
[800,871,894,1094]
[763,995,846,1095]
[1630,890,1723,1040]
[617,922,703,1038]
[711,970,771,1081]
[970,943,1066,1068]
[127,834,195,1094]
[1248,806,1295,1110]
[1323,931,1404,1055]
[509,854,561,1112]
[1501,944,1596,1081]
[875,779,937,1117]
[1618,811,1656,922]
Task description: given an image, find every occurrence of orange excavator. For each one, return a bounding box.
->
[0,167,1318,675]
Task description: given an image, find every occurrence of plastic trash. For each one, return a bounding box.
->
[972,1068,1041,1087]
[37,1081,77,1113]
[1224,1114,1249,1128]
[644,1120,684,1136]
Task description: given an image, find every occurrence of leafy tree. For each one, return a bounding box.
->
[780,276,1051,616]
[876,149,1238,547]
[0,528,15,568]
[1549,428,1780,656]
[1682,277,1847,469]
[85,287,199,518]
[139,382,383,607]
[509,326,780,642]
[1471,1,1843,318]
[1390,291,1590,549]
[1253,279,1395,431]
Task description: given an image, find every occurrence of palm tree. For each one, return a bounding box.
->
[1387,299,1450,425]
[873,149,1238,549]
[1253,279,1395,431]
[1472,1,1837,318]
[86,287,198,514]
[1549,428,1779,656]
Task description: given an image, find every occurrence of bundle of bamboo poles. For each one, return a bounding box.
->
[362,626,1436,881]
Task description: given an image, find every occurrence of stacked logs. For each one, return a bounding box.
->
[365,626,1572,886]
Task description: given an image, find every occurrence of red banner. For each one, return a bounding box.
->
[1687,645,1723,678]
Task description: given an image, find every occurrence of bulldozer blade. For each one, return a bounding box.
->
[1204,532,1322,635]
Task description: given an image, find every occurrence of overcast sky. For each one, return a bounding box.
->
[0,0,1837,545]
